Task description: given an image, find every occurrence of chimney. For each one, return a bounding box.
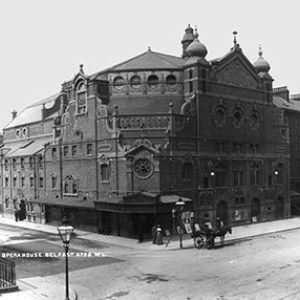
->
[11,110,17,119]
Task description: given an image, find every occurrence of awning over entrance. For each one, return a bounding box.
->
[160,195,192,204]
[29,197,95,208]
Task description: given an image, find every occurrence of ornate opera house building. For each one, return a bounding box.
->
[0,25,292,237]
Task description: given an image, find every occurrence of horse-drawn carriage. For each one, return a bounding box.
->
[191,224,232,249]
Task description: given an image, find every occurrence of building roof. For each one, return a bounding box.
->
[4,93,61,129]
[5,135,53,158]
[273,95,300,112]
[91,48,184,78]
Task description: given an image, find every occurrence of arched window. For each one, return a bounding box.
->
[130,75,141,89]
[166,75,176,87]
[113,76,125,90]
[76,81,86,114]
[148,75,159,88]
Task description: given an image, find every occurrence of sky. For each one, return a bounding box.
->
[0,0,299,131]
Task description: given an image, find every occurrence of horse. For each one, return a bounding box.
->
[192,225,232,249]
[210,225,232,248]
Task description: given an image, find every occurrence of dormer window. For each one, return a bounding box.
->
[76,81,86,114]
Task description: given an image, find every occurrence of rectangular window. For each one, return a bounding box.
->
[13,177,17,187]
[77,92,86,114]
[72,145,77,156]
[5,177,9,187]
[233,171,244,186]
[51,176,57,189]
[182,162,192,181]
[21,177,25,187]
[30,177,34,188]
[250,169,260,185]
[215,171,226,187]
[39,155,43,169]
[12,158,17,170]
[29,157,34,169]
[52,147,57,160]
[203,177,209,188]
[87,144,93,156]
[21,157,25,170]
[4,159,8,171]
[39,177,44,188]
[63,146,69,157]
[101,164,110,181]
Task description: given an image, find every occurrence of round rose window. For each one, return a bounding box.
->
[134,158,153,179]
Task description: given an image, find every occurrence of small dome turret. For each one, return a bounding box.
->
[253,46,270,73]
[186,35,208,58]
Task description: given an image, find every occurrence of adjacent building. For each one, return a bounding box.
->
[0,26,291,237]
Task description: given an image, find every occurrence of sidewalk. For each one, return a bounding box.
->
[1,215,300,251]
[0,277,77,300]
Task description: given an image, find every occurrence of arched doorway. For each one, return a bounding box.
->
[251,198,261,221]
[276,196,284,218]
[216,201,228,225]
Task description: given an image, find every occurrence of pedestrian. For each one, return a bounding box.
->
[155,225,164,245]
[151,224,157,244]
[14,209,19,222]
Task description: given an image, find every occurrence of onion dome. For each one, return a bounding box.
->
[253,46,270,72]
[181,24,194,43]
[186,36,208,58]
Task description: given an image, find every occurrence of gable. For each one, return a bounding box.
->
[214,53,260,89]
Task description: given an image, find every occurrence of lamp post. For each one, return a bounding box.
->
[210,170,215,223]
[175,198,185,248]
[58,224,74,300]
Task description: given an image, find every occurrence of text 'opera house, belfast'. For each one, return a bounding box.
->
[1,25,298,238]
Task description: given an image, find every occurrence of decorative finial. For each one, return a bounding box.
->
[194,25,199,39]
[148,46,151,52]
[79,64,84,74]
[258,44,263,57]
[233,31,238,46]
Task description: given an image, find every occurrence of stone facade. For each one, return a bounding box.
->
[0,26,291,237]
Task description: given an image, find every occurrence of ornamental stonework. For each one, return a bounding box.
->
[216,59,257,88]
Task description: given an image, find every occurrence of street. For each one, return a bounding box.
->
[1,224,300,299]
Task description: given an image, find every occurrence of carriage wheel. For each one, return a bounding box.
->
[194,236,205,249]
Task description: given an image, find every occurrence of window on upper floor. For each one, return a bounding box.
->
[21,176,25,188]
[64,175,79,195]
[52,147,57,160]
[30,176,34,188]
[87,143,93,156]
[29,157,34,169]
[182,162,193,181]
[39,155,43,169]
[166,75,176,87]
[64,146,69,157]
[4,159,8,171]
[72,145,77,156]
[101,164,110,181]
[130,75,141,89]
[113,76,125,90]
[76,81,86,114]
[5,176,9,187]
[250,162,260,185]
[13,176,17,187]
[233,170,244,186]
[148,75,159,89]
[51,176,57,189]
[20,157,25,170]
[12,158,17,170]
[39,177,44,188]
